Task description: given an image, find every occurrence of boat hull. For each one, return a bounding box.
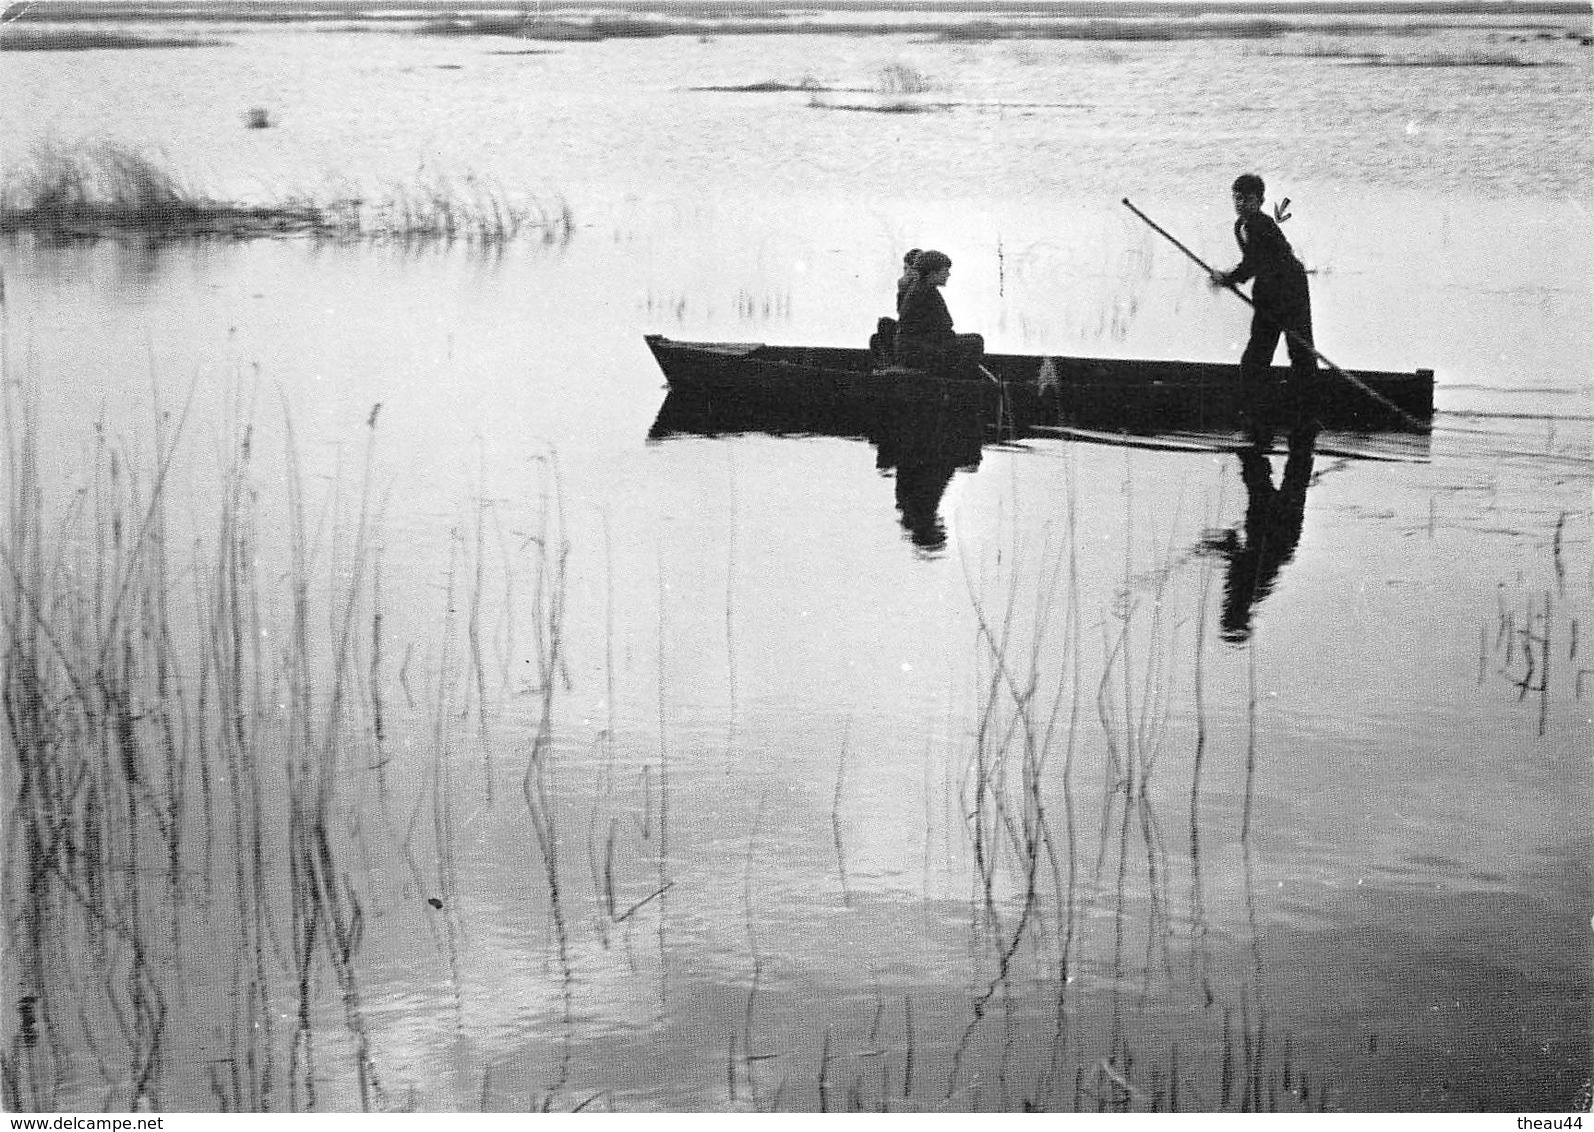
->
[644,335,1434,434]
[642,336,1000,414]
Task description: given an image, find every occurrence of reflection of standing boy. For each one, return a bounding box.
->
[1211,174,1316,435]
[1211,427,1318,644]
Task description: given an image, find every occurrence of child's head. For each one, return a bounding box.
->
[914,250,952,281]
[903,248,923,269]
[1231,173,1265,214]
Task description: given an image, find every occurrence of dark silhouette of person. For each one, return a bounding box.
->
[869,249,926,365]
[870,398,983,556]
[889,456,959,553]
[647,389,980,556]
[1210,428,1318,643]
[894,249,984,373]
[1210,173,1317,446]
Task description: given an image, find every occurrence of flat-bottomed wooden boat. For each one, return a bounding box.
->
[644,334,1435,433]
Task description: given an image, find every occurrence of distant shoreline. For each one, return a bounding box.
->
[7,0,1590,24]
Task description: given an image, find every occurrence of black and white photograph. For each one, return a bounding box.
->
[0,0,1589,1118]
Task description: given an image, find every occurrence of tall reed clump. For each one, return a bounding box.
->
[1481,509,1590,737]
[902,458,1327,1114]
[875,62,932,95]
[0,364,392,1110]
[0,30,225,51]
[945,460,1192,1109]
[944,465,1086,1107]
[0,140,213,234]
[0,141,574,248]
[318,170,575,248]
[1,378,191,1110]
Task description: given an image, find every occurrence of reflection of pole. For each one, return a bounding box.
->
[1188,529,1215,1002]
[1120,198,1427,431]
[1242,640,1256,843]
[1239,638,1265,1112]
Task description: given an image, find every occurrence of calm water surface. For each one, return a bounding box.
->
[0,16,1589,1113]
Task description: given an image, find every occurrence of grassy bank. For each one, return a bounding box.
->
[420,14,1305,42]
[0,142,573,246]
[411,8,1591,42]
[0,30,228,50]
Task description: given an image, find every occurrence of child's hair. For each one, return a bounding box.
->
[903,248,922,268]
[914,249,951,275]
[1232,173,1265,199]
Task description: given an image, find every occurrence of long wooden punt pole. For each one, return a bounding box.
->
[1121,197,1429,432]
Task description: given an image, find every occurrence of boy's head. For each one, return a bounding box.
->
[903,248,922,269]
[1231,173,1265,215]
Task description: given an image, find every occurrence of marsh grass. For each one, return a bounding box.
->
[937,16,1293,41]
[1348,50,1554,64]
[0,30,227,50]
[1,141,203,231]
[0,279,1386,1112]
[0,142,573,247]
[405,10,1367,42]
[796,60,944,112]
[819,456,1327,1115]
[329,170,575,248]
[0,347,606,1110]
[0,364,406,1108]
[2,344,1344,1110]
[0,329,592,1109]
[690,77,830,93]
[1268,43,1556,64]
[2,372,194,1109]
[811,99,947,114]
[720,462,1281,1116]
[418,15,670,40]
[1483,521,1590,735]
[408,12,1393,43]
[875,62,932,95]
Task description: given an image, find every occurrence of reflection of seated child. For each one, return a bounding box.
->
[894,460,956,554]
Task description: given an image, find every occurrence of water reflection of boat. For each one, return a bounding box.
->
[1026,422,1431,464]
[648,389,985,554]
[644,334,1434,434]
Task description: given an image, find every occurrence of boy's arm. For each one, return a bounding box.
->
[1216,214,1287,287]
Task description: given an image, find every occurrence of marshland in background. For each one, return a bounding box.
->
[0,142,573,246]
[1,0,1589,1114]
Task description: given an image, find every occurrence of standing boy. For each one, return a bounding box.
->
[1212,174,1317,439]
